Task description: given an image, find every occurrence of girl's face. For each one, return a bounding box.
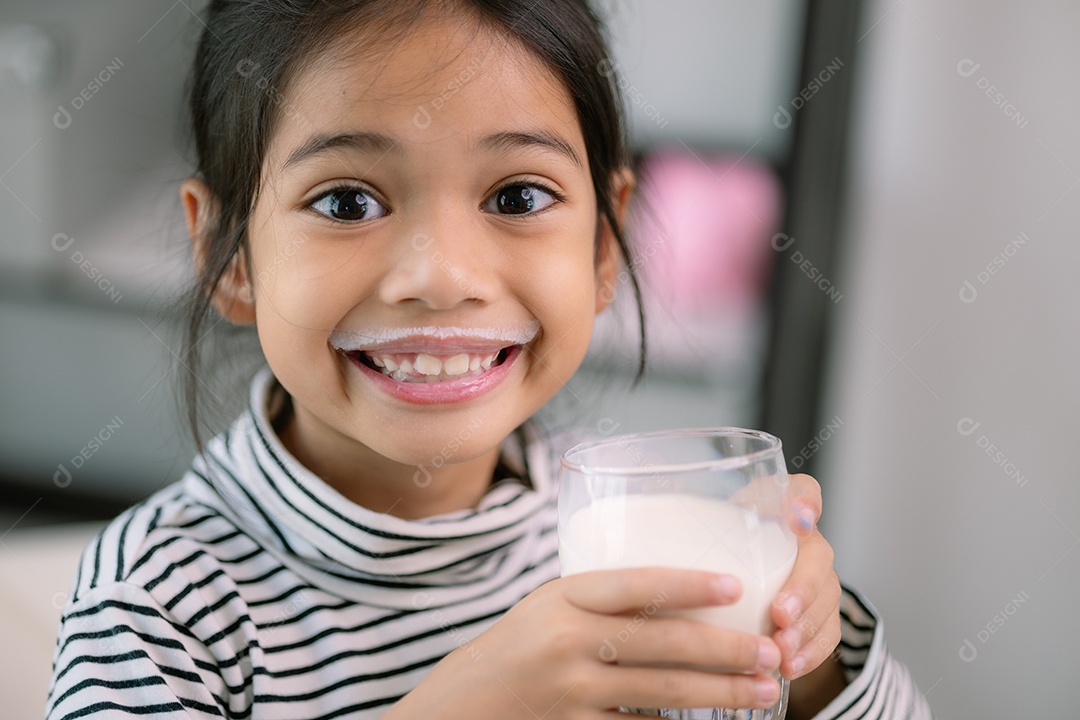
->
[228,14,620,477]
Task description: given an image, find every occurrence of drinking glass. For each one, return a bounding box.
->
[558,427,795,720]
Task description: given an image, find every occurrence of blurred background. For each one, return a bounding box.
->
[0,0,1076,716]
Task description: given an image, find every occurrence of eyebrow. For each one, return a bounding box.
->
[283,132,398,170]
[477,131,583,169]
[282,129,582,171]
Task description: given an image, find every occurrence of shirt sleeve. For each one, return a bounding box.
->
[46,581,227,720]
[812,585,934,720]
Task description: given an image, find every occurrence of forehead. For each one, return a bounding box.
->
[264,10,584,166]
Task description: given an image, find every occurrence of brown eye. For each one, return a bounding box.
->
[484,184,557,215]
[309,188,388,222]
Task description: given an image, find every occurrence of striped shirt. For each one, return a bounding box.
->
[46,368,932,719]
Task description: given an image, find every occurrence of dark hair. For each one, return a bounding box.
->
[180,0,646,450]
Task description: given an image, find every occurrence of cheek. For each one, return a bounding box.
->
[247,225,373,379]
[250,222,370,330]
[518,237,600,365]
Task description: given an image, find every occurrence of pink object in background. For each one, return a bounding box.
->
[632,150,783,316]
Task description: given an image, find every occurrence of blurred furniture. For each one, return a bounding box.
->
[0,522,104,718]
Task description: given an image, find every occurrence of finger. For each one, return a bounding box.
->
[563,568,741,615]
[777,578,842,673]
[789,569,840,645]
[597,664,781,710]
[781,611,842,679]
[602,616,781,674]
[771,529,834,630]
[786,473,822,536]
[772,570,841,680]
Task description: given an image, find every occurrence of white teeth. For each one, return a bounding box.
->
[414,353,442,375]
[363,350,507,382]
[443,353,470,376]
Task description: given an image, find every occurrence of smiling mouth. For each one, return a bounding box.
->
[349,347,514,383]
[330,323,538,386]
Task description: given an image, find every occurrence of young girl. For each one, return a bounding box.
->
[47,1,931,718]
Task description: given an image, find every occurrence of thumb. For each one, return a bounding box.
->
[787,473,822,536]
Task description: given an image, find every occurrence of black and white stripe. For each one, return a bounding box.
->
[47,368,932,719]
[825,587,933,719]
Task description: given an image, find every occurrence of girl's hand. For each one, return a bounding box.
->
[771,474,843,681]
[386,568,784,719]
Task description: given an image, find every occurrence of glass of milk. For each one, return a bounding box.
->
[559,427,796,720]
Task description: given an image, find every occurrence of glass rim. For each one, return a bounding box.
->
[560,426,783,476]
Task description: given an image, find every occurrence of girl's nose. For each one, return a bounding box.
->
[378,221,497,310]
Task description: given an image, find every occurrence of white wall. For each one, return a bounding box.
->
[821,1,1080,715]
[599,0,802,157]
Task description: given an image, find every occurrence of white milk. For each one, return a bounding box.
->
[560,493,797,635]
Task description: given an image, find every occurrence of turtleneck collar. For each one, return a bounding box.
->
[189,367,558,610]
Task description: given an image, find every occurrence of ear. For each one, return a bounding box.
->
[595,167,636,314]
[181,177,256,325]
